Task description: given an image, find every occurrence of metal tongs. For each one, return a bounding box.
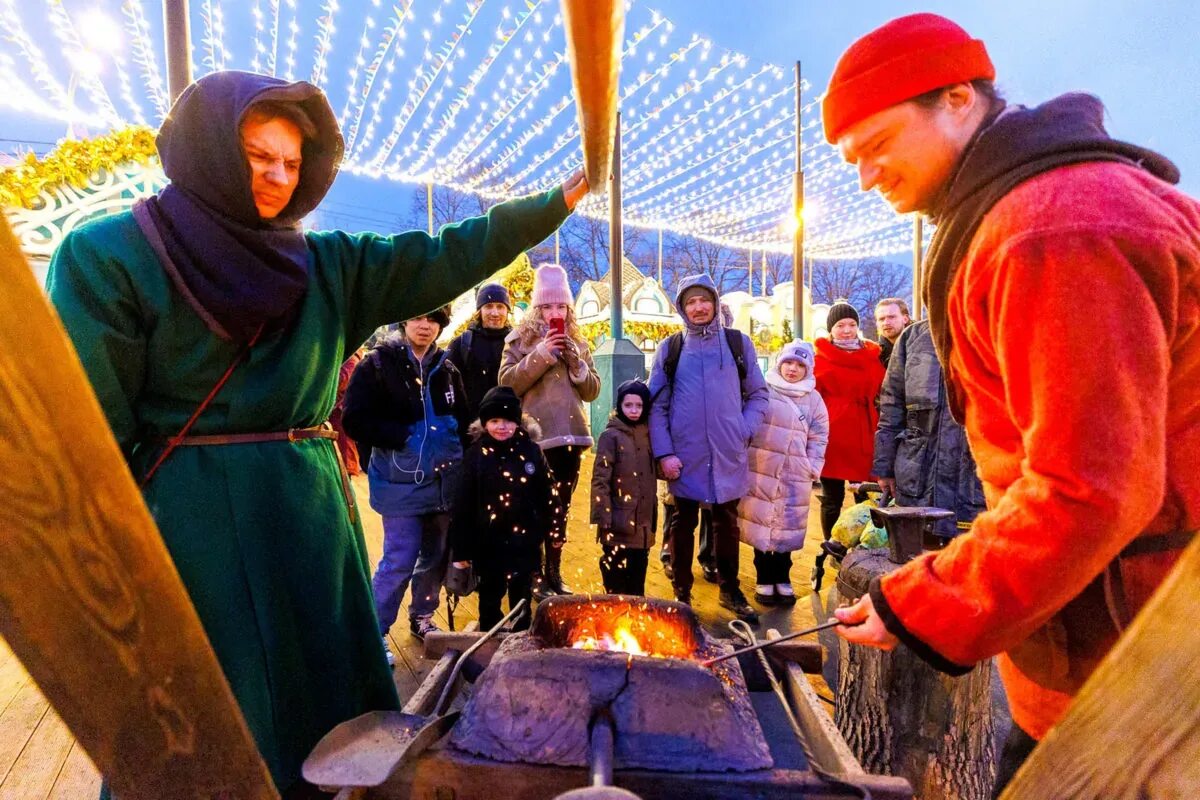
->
[727,619,871,800]
[701,618,848,668]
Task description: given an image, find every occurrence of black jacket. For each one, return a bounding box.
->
[448,424,554,575]
[445,321,511,423]
[342,334,471,452]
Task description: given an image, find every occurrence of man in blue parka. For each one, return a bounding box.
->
[649,274,769,622]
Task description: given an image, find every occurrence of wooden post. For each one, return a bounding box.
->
[912,216,924,320]
[427,181,434,235]
[1000,535,1200,798]
[162,0,192,103]
[835,549,1010,800]
[561,0,625,191]
[0,220,278,798]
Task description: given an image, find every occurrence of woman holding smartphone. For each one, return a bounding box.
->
[499,264,601,599]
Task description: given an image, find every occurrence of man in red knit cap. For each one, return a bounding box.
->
[825,12,1200,794]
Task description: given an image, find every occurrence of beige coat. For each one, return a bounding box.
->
[738,383,829,553]
[498,330,601,449]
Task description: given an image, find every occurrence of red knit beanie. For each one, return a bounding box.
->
[822,13,995,144]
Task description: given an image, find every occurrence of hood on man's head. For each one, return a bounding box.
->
[674,274,720,323]
[157,70,343,228]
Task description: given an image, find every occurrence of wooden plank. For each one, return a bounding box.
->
[560,0,624,188]
[47,740,101,800]
[0,706,73,800]
[376,746,913,800]
[0,681,48,786]
[0,218,277,798]
[1001,536,1200,799]
[0,657,29,719]
[400,650,459,718]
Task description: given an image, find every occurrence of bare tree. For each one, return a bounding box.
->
[409,183,489,233]
[809,257,910,338]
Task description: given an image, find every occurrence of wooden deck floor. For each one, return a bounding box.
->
[0,449,845,795]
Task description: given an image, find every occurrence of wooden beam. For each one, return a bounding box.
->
[1001,536,1200,799]
[0,219,278,798]
[560,0,624,189]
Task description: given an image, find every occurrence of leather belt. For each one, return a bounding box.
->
[172,424,338,446]
[1120,530,1195,559]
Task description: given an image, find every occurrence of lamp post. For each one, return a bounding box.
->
[163,0,193,103]
[792,61,805,339]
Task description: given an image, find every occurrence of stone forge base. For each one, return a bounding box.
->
[450,630,772,772]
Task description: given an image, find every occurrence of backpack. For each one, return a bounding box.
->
[661,328,748,390]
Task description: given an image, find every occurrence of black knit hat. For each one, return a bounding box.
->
[476,282,511,310]
[825,301,859,329]
[478,386,522,424]
[409,304,451,330]
[615,379,651,425]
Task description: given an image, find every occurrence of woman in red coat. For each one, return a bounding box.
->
[814,302,886,543]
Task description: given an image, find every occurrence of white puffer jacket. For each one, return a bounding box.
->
[738,378,829,553]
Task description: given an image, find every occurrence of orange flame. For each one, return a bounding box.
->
[564,604,695,660]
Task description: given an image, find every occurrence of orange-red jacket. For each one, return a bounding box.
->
[875,161,1200,739]
[814,337,885,481]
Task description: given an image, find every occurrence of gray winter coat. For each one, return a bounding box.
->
[648,274,769,505]
[872,320,986,535]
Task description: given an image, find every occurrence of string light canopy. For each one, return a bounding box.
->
[0,0,915,257]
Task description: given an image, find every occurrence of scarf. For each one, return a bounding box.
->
[767,369,815,397]
[922,93,1179,419]
[134,71,344,342]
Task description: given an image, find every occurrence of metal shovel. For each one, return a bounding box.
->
[302,600,528,795]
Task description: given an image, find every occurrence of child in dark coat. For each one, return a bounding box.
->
[590,380,657,596]
[449,386,555,630]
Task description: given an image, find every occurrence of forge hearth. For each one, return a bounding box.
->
[450,595,772,773]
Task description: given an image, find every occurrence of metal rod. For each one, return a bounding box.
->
[556,228,561,263]
[700,619,844,668]
[432,599,527,716]
[588,712,615,787]
[163,0,193,103]
[791,60,804,340]
[609,110,623,339]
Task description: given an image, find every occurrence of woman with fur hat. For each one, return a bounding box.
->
[591,380,656,596]
[342,306,469,650]
[738,342,829,605]
[445,282,513,422]
[46,67,587,795]
[814,302,886,550]
[449,386,555,630]
[498,264,601,599]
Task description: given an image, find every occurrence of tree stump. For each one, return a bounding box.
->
[834,548,1011,800]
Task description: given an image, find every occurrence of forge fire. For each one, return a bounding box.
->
[450,595,773,772]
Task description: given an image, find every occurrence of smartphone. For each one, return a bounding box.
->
[549,318,566,337]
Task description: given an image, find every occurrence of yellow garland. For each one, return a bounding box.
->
[449,252,535,338]
[580,319,682,348]
[0,126,159,209]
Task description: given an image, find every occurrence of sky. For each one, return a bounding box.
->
[649,0,1200,196]
[3,0,1198,248]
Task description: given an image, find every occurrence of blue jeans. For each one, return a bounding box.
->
[374,513,449,632]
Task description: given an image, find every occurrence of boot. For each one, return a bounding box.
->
[531,571,556,602]
[545,546,572,595]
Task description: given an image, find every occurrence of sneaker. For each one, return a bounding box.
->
[775,583,797,607]
[409,615,440,641]
[662,560,675,582]
[702,564,720,584]
[381,636,395,668]
[754,584,778,605]
[719,589,760,624]
[673,588,692,605]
